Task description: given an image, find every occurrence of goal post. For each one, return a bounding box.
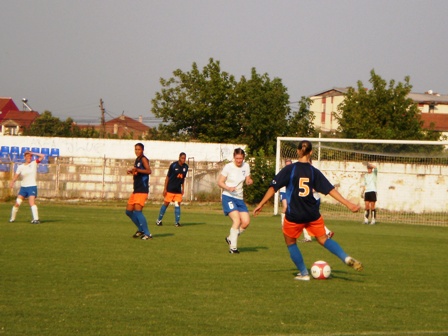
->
[275,137,448,226]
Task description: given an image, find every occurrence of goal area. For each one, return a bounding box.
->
[275,137,448,226]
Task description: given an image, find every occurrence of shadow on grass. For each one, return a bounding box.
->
[152,233,175,238]
[238,246,269,253]
[175,222,207,227]
[330,269,366,281]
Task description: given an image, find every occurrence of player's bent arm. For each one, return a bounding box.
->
[253,187,276,216]
[245,175,253,186]
[217,174,231,192]
[137,157,152,175]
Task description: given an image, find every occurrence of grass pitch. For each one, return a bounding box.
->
[0,201,447,336]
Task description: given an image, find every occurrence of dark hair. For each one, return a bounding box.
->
[179,152,186,157]
[135,143,144,150]
[297,140,312,156]
[233,148,245,157]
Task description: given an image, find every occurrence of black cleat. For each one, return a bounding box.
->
[229,248,240,254]
[132,231,144,238]
[31,220,40,224]
[225,237,231,245]
[175,222,182,227]
[156,220,163,226]
[141,234,153,240]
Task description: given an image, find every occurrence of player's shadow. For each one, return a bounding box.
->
[329,269,366,282]
[238,246,269,253]
[176,222,206,227]
[152,233,175,238]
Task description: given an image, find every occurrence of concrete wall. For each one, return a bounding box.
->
[0,136,245,161]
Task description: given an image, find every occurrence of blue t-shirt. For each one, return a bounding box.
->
[166,161,189,194]
[270,162,334,223]
[133,155,150,193]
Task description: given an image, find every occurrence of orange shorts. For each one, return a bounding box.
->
[283,216,326,239]
[164,192,183,203]
[127,193,148,207]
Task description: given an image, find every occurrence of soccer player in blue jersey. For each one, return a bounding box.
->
[126,143,152,240]
[156,152,189,227]
[254,140,363,280]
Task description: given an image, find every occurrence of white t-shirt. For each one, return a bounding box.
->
[364,168,378,192]
[221,161,251,200]
[16,161,38,187]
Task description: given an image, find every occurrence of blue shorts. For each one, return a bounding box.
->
[19,186,38,198]
[221,194,248,216]
[280,192,286,201]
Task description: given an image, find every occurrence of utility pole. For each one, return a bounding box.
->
[99,98,106,138]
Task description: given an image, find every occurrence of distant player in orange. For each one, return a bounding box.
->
[126,143,152,240]
[156,152,189,227]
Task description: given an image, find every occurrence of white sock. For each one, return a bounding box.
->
[11,206,19,221]
[303,228,312,240]
[31,205,39,220]
[229,228,239,249]
[281,213,285,226]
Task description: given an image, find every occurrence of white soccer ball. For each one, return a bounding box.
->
[311,260,331,279]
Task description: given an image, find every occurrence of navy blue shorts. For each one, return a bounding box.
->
[221,194,248,216]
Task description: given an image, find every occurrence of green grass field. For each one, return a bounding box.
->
[1,201,447,336]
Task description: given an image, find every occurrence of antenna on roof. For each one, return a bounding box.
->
[21,98,33,111]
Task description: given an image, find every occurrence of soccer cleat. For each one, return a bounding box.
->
[229,248,240,254]
[175,222,182,227]
[156,220,163,226]
[132,231,144,238]
[364,218,369,224]
[31,220,40,224]
[327,231,334,239]
[299,238,312,243]
[345,257,363,271]
[9,219,15,223]
[141,234,153,240]
[370,219,376,225]
[225,237,231,245]
[294,274,311,281]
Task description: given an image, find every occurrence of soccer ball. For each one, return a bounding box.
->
[311,260,331,279]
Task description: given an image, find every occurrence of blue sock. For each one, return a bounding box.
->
[125,210,140,229]
[134,211,150,236]
[324,239,348,262]
[158,204,167,221]
[175,206,180,223]
[287,244,308,275]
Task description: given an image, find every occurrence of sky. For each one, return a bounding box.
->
[2,0,448,127]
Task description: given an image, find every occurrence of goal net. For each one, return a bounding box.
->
[275,137,448,226]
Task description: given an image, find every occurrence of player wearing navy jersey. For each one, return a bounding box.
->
[126,143,152,240]
[254,140,363,280]
[9,151,46,224]
[156,152,189,227]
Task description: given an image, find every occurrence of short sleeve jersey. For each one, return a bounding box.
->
[133,155,150,193]
[221,161,250,200]
[16,160,38,187]
[364,168,378,192]
[270,162,334,223]
[166,161,189,194]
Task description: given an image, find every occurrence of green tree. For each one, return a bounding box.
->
[335,70,441,151]
[151,58,292,153]
[235,68,290,153]
[151,58,239,143]
[286,96,317,137]
[244,149,276,204]
[25,111,75,137]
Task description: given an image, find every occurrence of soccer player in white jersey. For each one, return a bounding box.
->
[362,163,378,224]
[9,151,46,224]
[218,148,253,254]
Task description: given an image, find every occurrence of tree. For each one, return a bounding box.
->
[235,68,290,154]
[285,96,317,138]
[335,70,441,150]
[151,58,239,143]
[25,111,75,137]
[151,58,292,153]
